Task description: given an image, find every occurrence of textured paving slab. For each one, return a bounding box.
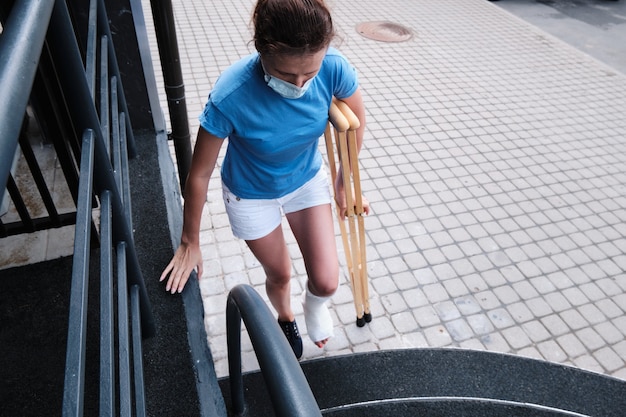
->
[141,0,626,380]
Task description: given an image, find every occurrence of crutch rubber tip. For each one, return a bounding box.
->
[364,312,372,323]
[356,316,366,327]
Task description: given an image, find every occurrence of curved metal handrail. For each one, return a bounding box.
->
[226,284,322,417]
[0,0,55,202]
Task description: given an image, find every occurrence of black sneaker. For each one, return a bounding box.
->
[278,319,303,359]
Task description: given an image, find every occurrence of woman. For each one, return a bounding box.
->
[160,0,368,359]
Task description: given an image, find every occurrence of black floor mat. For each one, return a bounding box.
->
[0,255,99,416]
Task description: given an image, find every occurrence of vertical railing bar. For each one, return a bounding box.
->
[62,129,95,417]
[119,112,133,229]
[111,76,122,192]
[99,190,115,417]
[31,49,81,202]
[48,0,155,338]
[6,174,35,232]
[85,0,98,98]
[18,127,61,225]
[100,35,109,156]
[117,241,132,417]
[96,0,137,158]
[131,284,147,417]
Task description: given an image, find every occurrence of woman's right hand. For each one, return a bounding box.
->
[159,242,204,294]
[160,127,223,294]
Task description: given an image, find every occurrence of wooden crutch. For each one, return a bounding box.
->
[324,98,372,327]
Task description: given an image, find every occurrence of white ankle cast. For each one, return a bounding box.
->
[301,286,334,343]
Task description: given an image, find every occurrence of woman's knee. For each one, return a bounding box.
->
[308,273,338,297]
[265,265,292,287]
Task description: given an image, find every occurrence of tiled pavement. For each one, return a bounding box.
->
[141,0,626,379]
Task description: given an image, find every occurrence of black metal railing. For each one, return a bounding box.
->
[46,1,156,415]
[226,284,322,417]
[0,0,59,236]
[0,0,155,415]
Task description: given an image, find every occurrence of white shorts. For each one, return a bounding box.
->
[222,167,332,240]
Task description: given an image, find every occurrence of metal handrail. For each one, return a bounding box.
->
[0,0,55,203]
[226,284,322,417]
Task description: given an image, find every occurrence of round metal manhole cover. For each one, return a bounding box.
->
[355,21,413,43]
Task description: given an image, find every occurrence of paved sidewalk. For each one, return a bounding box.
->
[142,0,626,379]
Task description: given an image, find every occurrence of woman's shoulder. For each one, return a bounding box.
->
[325,47,348,61]
[320,47,358,98]
[321,47,354,73]
[211,53,261,103]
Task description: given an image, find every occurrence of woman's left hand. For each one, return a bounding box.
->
[334,178,370,219]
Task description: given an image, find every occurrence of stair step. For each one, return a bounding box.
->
[322,397,585,417]
[219,348,626,417]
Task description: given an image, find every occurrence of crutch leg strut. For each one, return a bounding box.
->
[346,116,371,324]
[325,99,372,327]
[324,126,362,323]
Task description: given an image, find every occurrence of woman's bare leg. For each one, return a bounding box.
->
[287,203,339,347]
[246,225,294,322]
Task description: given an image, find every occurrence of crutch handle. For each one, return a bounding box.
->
[329,99,360,132]
[335,99,361,130]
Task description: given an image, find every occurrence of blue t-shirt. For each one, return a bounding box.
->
[199,47,358,199]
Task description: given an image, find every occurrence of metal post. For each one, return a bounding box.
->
[149,0,192,191]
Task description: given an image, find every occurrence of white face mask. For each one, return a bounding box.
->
[264,73,314,99]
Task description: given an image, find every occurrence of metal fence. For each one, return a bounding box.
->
[0,0,62,236]
[0,0,155,415]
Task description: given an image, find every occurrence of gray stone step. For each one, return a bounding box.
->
[219,348,626,416]
[322,398,586,417]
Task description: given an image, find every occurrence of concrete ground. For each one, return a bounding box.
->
[494,0,626,75]
[145,0,626,381]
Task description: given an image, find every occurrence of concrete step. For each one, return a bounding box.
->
[321,398,584,417]
[219,348,626,416]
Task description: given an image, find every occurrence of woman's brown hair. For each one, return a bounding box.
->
[253,0,335,57]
